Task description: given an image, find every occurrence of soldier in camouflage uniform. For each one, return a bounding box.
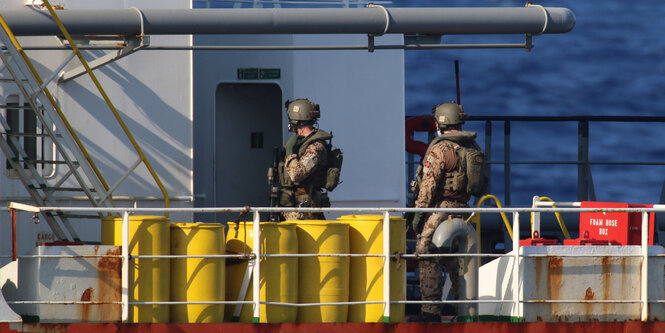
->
[278,98,331,220]
[411,102,485,321]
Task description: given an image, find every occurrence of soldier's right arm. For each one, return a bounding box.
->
[284,141,327,183]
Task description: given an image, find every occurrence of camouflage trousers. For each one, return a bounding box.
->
[416,200,468,315]
[280,188,327,221]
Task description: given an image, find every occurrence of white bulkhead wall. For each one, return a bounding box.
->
[193,33,405,221]
[292,34,405,209]
[0,0,405,260]
[0,0,192,257]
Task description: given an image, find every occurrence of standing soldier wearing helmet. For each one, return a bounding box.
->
[277,98,337,220]
[410,102,487,321]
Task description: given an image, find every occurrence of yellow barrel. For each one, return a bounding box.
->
[296,220,349,323]
[338,214,406,323]
[224,222,298,323]
[101,215,170,323]
[170,223,225,323]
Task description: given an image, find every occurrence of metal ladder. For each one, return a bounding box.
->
[0,10,114,241]
[0,1,170,241]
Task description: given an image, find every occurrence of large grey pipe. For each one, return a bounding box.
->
[432,217,479,318]
[2,7,575,36]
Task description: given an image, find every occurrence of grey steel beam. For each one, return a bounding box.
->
[2,7,574,36]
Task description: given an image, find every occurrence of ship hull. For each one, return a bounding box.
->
[2,322,665,333]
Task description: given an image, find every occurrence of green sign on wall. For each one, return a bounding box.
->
[237,68,281,80]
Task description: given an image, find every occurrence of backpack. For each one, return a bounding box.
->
[292,129,343,192]
[450,141,487,197]
[411,135,487,197]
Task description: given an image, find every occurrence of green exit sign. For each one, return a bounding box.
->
[237,68,281,80]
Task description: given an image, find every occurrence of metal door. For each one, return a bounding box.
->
[214,83,282,223]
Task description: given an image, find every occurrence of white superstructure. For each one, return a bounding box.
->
[0,0,406,258]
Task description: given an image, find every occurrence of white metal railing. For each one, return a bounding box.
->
[192,0,392,8]
[4,203,665,322]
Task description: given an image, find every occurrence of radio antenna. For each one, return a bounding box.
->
[455,59,461,105]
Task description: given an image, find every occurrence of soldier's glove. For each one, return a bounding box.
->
[411,212,424,232]
[284,135,300,156]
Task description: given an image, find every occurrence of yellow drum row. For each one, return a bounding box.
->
[101,214,405,323]
[102,216,225,323]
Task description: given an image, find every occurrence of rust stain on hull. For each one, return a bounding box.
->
[98,247,121,272]
[68,247,123,323]
[547,257,563,319]
[601,256,610,320]
[80,288,93,322]
[584,287,594,319]
[97,247,122,322]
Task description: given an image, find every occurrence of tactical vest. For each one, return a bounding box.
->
[411,131,487,200]
[278,130,334,208]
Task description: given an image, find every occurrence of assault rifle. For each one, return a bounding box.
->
[268,146,281,222]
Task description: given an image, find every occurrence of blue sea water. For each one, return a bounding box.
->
[395,0,665,206]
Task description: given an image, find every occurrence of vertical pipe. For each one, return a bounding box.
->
[511,212,520,318]
[382,211,391,322]
[504,121,511,207]
[577,121,589,201]
[641,211,649,321]
[10,208,16,261]
[460,222,479,317]
[430,217,478,317]
[121,210,129,323]
[252,210,261,323]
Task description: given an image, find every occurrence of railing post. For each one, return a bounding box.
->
[511,212,520,319]
[531,196,540,238]
[577,120,589,201]
[641,211,649,321]
[382,211,391,322]
[252,209,261,323]
[10,208,16,261]
[121,210,129,323]
[485,120,492,194]
[504,121,511,207]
